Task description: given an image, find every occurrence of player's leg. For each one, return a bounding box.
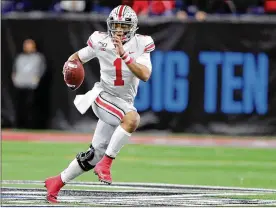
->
[94,111,139,184]
[44,119,115,203]
[77,119,116,170]
[106,111,139,157]
[92,92,140,184]
[61,120,115,181]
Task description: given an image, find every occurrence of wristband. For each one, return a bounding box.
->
[120,52,134,65]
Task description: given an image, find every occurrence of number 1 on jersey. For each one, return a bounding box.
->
[114,58,125,86]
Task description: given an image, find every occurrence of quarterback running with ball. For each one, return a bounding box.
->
[44,5,155,203]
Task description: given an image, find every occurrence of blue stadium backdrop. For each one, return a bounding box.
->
[2,17,276,135]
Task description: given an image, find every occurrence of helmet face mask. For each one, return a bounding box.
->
[107,5,138,43]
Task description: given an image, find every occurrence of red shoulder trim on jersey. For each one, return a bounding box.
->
[144,43,155,52]
[87,38,93,48]
[145,42,154,48]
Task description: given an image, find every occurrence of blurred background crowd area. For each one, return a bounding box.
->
[2,0,276,20]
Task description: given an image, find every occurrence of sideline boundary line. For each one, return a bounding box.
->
[2,130,276,148]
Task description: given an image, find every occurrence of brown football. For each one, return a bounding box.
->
[63,59,85,90]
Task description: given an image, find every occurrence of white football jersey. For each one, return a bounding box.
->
[78,31,155,104]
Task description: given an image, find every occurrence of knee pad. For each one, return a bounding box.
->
[76,144,95,171]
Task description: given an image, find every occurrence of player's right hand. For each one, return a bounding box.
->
[113,35,125,56]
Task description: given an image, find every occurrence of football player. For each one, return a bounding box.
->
[44,5,155,203]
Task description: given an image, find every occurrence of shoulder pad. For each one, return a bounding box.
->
[87,31,108,49]
[136,34,155,53]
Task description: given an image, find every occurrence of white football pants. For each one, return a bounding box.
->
[88,91,136,165]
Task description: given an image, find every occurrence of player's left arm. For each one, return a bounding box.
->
[113,35,155,82]
[127,52,152,82]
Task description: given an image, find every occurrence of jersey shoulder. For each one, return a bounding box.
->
[87,31,109,49]
[135,34,155,53]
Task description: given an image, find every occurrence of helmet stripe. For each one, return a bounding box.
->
[122,5,127,16]
[118,5,125,20]
[117,6,120,16]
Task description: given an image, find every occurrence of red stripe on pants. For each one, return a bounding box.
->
[95,97,124,120]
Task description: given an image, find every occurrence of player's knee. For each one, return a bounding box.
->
[92,144,106,161]
[76,144,95,171]
[87,148,105,165]
[122,111,140,133]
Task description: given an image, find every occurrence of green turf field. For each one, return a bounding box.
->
[2,140,276,189]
